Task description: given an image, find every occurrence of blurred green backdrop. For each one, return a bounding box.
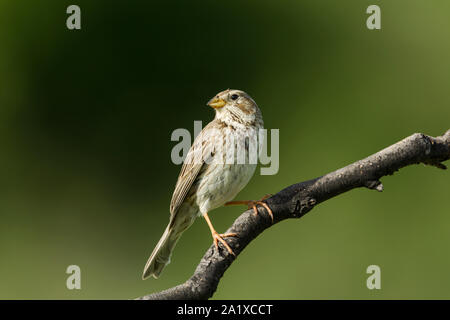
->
[0,0,449,299]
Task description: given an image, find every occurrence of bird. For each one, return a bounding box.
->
[142,89,273,280]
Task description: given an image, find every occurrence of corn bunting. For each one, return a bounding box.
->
[143,89,272,279]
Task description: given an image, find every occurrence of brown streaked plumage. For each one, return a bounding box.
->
[142,89,268,280]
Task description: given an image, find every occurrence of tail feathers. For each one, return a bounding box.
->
[142,225,180,280]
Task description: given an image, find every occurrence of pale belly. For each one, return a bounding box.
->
[195,163,256,214]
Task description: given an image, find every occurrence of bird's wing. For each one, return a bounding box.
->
[169,121,217,216]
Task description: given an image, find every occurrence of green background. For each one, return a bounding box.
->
[0,0,449,299]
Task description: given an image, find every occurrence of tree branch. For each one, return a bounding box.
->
[137,130,450,300]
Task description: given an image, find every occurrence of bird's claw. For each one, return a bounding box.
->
[212,232,237,256]
[226,194,274,223]
[249,200,274,223]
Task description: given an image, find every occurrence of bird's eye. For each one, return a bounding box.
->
[231,94,239,100]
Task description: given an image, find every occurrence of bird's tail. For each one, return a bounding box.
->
[142,223,182,280]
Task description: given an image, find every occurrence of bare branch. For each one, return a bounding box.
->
[136,130,450,300]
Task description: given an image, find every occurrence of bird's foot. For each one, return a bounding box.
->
[212,232,237,256]
[225,194,274,223]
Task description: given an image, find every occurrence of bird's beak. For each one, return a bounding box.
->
[207,97,226,109]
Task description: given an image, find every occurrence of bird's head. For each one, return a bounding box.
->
[207,89,262,127]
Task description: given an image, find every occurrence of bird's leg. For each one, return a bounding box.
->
[203,212,237,256]
[225,194,274,223]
